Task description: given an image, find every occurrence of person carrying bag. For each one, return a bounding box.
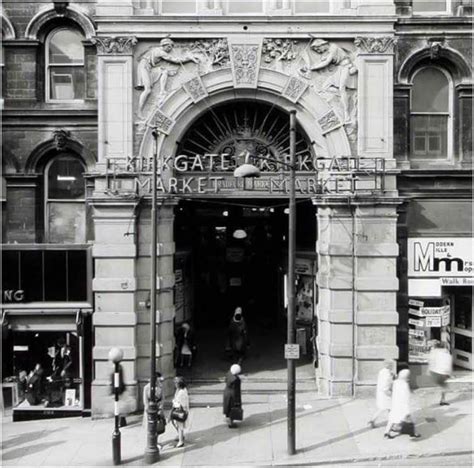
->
[170,376,189,448]
[223,364,243,428]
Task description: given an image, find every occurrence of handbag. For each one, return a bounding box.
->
[170,405,188,423]
[156,413,166,435]
[229,405,243,421]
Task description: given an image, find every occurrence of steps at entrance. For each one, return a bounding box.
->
[188,377,318,407]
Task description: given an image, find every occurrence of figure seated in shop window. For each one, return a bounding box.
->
[175,322,197,368]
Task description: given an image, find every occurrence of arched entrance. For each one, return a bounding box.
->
[171,99,318,385]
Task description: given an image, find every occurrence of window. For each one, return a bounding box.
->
[46,29,85,101]
[410,67,452,160]
[45,155,86,243]
[412,0,450,14]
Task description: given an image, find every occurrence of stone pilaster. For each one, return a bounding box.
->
[315,201,400,397]
[355,36,396,160]
[92,36,137,163]
[136,199,177,403]
[91,200,138,417]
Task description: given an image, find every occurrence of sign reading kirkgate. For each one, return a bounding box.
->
[105,155,386,197]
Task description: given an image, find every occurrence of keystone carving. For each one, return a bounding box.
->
[53,129,71,150]
[230,44,261,88]
[429,41,443,60]
[354,36,397,54]
[91,36,138,55]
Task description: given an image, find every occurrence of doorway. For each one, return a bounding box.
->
[174,199,317,380]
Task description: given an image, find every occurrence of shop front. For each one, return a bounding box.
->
[1,246,93,420]
[407,236,473,383]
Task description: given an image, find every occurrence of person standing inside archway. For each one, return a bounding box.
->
[227,307,248,365]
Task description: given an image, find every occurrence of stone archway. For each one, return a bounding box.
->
[138,67,352,164]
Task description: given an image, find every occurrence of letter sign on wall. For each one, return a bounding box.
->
[408,238,474,277]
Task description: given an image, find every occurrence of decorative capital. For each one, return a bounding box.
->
[91,36,138,55]
[53,129,71,150]
[354,36,397,54]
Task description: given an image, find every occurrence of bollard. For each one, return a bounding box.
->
[108,347,124,465]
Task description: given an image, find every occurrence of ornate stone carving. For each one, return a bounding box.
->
[182,76,208,103]
[150,109,175,135]
[429,41,443,60]
[91,36,138,55]
[262,39,299,66]
[53,1,69,15]
[299,38,358,125]
[354,36,397,54]
[190,39,230,73]
[53,129,71,150]
[318,110,343,135]
[282,76,308,103]
[230,44,261,88]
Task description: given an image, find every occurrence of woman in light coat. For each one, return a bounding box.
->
[385,369,421,439]
[368,360,394,428]
[171,376,189,448]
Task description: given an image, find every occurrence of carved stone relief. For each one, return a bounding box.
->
[53,129,71,150]
[230,44,261,88]
[281,76,308,103]
[151,108,175,135]
[318,110,343,135]
[134,38,230,122]
[92,36,138,55]
[354,36,397,54]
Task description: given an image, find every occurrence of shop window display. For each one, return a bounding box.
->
[5,331,82,409]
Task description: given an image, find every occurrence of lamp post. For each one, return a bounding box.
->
[144,128,160,464]
[108,347,124,465]
[233,110,297,455]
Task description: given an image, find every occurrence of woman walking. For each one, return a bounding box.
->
[227,307,248,364]
[428,340,452,405]
[223,364,242,428]
[170,376,189,448]
[385,369,421,439]
[368,360,394,428]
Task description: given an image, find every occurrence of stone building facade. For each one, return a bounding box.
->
[1,0,472,419]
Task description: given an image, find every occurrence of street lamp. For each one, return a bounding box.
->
[144,128,160,464]
[233,110,297,455]
[108,347,124,465]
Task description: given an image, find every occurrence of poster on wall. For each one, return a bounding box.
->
[408,238,474,277]
[408,299,451,363]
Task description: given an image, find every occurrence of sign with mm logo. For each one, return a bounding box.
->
[408,238,474,277]
[285,344,300,360]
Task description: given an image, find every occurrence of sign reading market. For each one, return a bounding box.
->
[107,154,386,197]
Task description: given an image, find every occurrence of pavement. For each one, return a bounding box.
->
[1,389,472,467]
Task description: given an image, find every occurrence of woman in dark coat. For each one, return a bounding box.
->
[227,307,248,364]
[223,364,242,428]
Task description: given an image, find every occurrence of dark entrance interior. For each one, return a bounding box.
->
[174,199,316,379]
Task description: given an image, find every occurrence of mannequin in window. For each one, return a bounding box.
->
[25,364,44,406]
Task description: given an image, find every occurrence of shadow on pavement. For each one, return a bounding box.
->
[2,440,65,461]
[1,427,65,452]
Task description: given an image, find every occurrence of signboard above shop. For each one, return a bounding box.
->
[408,238,474,278]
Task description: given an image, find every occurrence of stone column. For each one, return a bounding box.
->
[315,200,400,397]
[92,36,137,163]
[355,36,397,160]
[136,199,177,401]
[91,200,139,416]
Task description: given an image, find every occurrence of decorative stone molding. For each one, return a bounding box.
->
[91,36,138,55]
[182,76,208,103]
[354,37,397,54]
[230,44,261,88]
[149,109,175,135]
[318,110,343,135]
[281,76,308,103]
[53,129,72,150]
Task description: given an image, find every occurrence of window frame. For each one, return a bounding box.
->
[44,155,86,243]
[45,27,85,104]
[410,65,454,163]
[412,0,452,15]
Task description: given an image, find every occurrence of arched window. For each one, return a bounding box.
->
[46,28,85,101]
[45,155,86,243]
[411,67,452,160]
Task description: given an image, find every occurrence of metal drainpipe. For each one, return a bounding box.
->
[351,200,356,397]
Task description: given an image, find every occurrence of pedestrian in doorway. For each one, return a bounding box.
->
[428,340,453,405]
[227,307,248,364]
[170,376,189,448]
[223,364,243,429]
[175,322,196,368]
[143,372,165,449]
[385,369,421,439]
[368,359,394,428]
